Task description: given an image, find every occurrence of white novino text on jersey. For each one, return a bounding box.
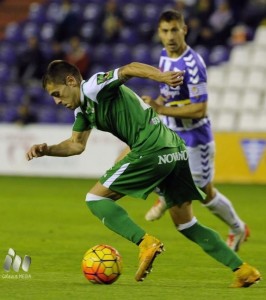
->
[158,151,188,164]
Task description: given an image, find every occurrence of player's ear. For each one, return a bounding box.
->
[183,25,188,36]
[66,75,77,87]
[183,25,187,35]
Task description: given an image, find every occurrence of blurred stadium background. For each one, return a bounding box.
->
[0,0,265,182]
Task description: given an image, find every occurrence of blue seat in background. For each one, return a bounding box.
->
[37,106,58,123]
[118,27,139,45]
[4,22,24,43]
[132,44,152,64]
[39,93,56,106]
[80,22,97,42]
[28,2,47,24]
[150,44,162,65]
[45,2,61,23]
[22,21,40,40]
[57,108,74,124]
[40,22,57,42]
[5,84,25,105]
[0,42,17,65]
[87,64,106,77]
[83,3,103,23]
[0,63,12,84]
[26,84,46,103]
[138,22,155,43]
[112,43,132,65]
[0,105,19,122]
[209,46,230,66]
[92,44,112,65]
[122,3,142,25]
[142,3,161,25]
[0,87,6,104]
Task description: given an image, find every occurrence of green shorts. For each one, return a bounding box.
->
[100,145,205,207]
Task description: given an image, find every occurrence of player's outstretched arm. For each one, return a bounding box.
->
[118,62,184,87]
[155,101,207,119]
[26,130,91,161]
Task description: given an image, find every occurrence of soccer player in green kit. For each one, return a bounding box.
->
[26,60,260,287]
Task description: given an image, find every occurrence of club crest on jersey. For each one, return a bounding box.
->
[97,71,114,84]
[191,86,198,94]
[150,117,160,125]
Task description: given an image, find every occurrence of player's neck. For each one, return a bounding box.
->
[167,44,187,58]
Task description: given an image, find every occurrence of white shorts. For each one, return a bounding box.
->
[187,141,215,188]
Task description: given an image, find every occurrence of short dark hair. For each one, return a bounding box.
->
[42,60,82,89]
[158,10,184,25]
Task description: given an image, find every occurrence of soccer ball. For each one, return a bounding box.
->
[82,244,122,284]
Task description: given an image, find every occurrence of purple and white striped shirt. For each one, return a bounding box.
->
[159,46,213,147]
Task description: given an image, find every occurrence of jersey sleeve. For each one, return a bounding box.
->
[185,54,208,104]
[72,108,91,132]
[73,68,124,132]
[82,68,122,102]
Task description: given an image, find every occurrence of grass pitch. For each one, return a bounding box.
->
[0,176,265,300]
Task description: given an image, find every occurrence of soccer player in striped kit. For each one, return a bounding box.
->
[143,10,249,252]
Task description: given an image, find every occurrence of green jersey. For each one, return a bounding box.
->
[73,68,183,154]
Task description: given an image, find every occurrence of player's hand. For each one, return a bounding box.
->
[26,143,48,161]
[161,70,184,87]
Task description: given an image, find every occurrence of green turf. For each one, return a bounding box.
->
[0,176,265,300]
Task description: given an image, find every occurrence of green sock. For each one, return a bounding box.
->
[180,222,243,270]
[86,199,145,244]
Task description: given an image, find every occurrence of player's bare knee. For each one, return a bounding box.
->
[201,183,216,203]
